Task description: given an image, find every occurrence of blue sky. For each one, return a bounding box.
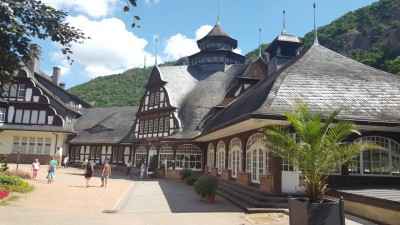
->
[38,0,378,89]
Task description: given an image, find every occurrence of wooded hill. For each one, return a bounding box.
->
[69,0,400,108]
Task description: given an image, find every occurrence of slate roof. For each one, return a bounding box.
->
[201,44,400,133]
[0,124,75,133]
[203,23,233,39]
[158,64,249,139]
[70,106,138,144]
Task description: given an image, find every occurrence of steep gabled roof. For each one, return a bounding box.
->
[201,44,400,134]
[258,44,400,122]
[159,64,248,139]
[70,106,138,144]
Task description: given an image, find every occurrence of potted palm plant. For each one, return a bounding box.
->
[194,175,218,203]
[262,101,382,225]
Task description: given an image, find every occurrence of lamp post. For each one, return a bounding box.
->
[16,146,21,171]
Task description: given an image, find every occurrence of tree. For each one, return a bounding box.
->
[0,0,88,89]
[262,101,382,203]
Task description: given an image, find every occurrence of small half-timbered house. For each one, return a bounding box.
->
[0,44,91,164]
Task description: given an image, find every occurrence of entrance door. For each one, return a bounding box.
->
[232,149,241,178]
[251,148,264,183]
[281,160,300,193]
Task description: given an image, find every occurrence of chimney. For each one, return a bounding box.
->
[28,44,42,73]
[52,67,61,86]
[59,82,66,89]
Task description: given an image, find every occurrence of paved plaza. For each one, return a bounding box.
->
[0,164,375,225]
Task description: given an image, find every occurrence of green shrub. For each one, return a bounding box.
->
[0,174,23,185]
[0,181,33,193]
[194,175,218,198]
[185,176,196,186]
[179,169,192,180]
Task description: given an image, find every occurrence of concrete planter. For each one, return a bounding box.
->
[289,197,345,225]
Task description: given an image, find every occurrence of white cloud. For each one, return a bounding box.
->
[233,48,242,55]
[144,0,160,5]
[195,25,213,40]
[42,0,120,18]
[50,51,71,76]
[50,15,156,78]
[163,25,213,61]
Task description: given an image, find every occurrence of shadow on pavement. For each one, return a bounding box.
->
[157,179,243,213]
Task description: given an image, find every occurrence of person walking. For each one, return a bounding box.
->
[63,155,69,168]
[46,163,55,183]
[49,156,58,173]
[101,159,111,188]
[126,160,132,176]
[31,159,40,179]
[84,161,94,188]
[140,161,147,180]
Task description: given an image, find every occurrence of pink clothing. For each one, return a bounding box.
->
[33,169,38,177]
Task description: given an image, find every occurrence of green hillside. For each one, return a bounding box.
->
[69,0,400,108]
[68,67,152,107]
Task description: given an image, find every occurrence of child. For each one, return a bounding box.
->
[47,164,55,184]
[31,159,40,179]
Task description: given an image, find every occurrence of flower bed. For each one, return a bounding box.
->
[0,190,9,200]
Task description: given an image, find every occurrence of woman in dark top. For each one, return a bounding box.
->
[84,161,94,188]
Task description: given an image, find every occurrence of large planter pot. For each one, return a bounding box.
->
[289,197,345,225]
[205,194,216,203]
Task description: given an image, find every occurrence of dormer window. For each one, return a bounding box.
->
[149,93,155,105]
[18,84,26,98]
[155,92,160,104]
[0,108,5,123]
[139,121,144,133]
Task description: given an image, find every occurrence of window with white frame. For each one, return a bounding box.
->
[159,118,164,131]
[149,93,154,105]
[37,138,44,154]
[0,108,5,123]
[139,121,144,133]
[207,144,215,172]
[165,117,169,131]
[144,121,148,133]
[175,144,202,170]
[149,120,153,133]
[12,136,19,153]
[216,141,226,174]
[44,138,51,154]
[155,92,160,104]
[134,146,147,167]
[154,119,159,132]
[18,84,26,98]
[159,145,174,169]
[351,136,400,176]
[20,137,28,154]
[28,137,36,154]
[229,138,242,178]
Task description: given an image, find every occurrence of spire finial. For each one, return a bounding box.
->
[216,0,220,25]
[282,10,287,34]
[313,3,319,45]
[155,38,158,66]
[258,28,262,58]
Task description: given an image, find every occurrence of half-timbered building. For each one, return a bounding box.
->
[0,44,91,164]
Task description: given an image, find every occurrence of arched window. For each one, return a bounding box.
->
[216,141,226,174]
[159,144,174,169]
[246,133,268,183]
[350,136,400,176]
[207,143,215,172]
[229,137,242,178]
[176,144,202,170]
[134,146,147,167]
